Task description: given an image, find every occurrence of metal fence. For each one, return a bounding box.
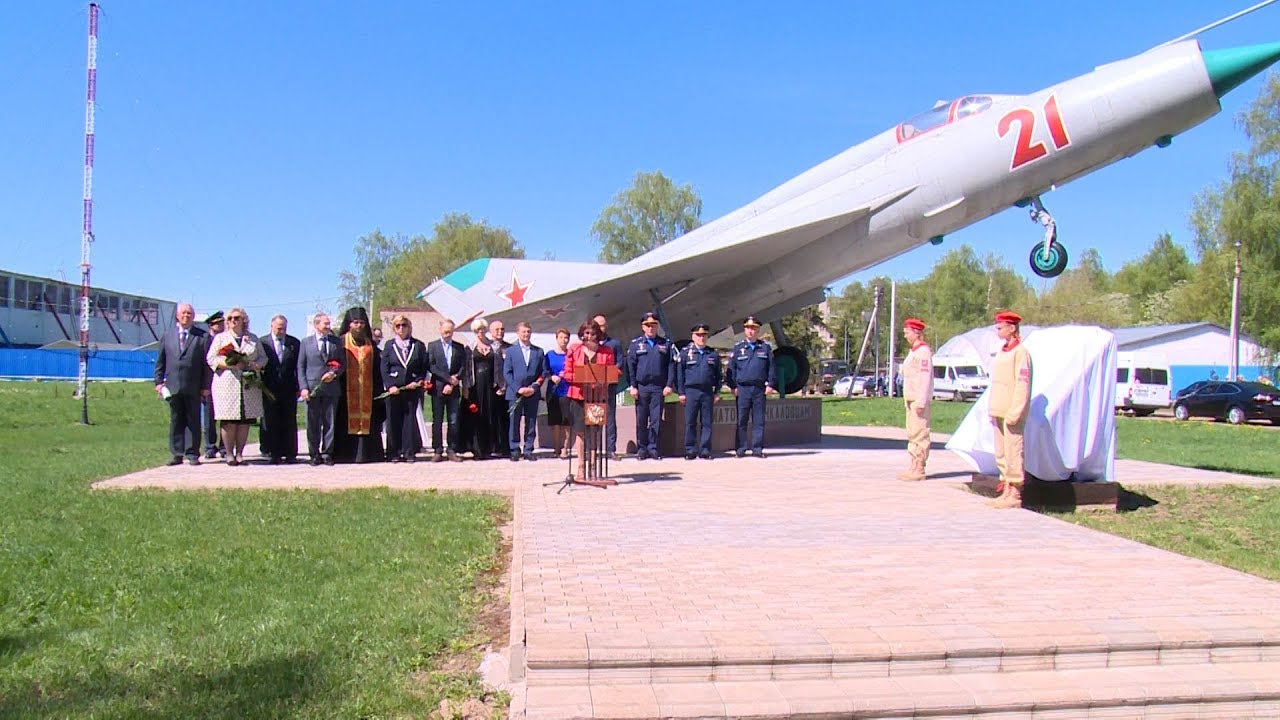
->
[0,348,156,380]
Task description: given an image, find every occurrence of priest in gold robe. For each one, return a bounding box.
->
[334,307,385,463]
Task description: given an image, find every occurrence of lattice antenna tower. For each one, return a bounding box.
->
[76,3,99,423]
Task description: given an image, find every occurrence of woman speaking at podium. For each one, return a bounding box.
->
[562,319,616,481]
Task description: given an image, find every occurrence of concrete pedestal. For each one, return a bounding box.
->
[969,473,1119,511]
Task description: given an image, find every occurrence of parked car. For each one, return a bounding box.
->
[831,375,855,397]
[1174,380,1211,400]
[1171,381,1280,425]
[1115,351,1171,416]
[931,357,990,402]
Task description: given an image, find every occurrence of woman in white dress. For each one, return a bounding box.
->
[205,307,267,465]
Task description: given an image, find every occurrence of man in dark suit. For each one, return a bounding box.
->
[489,319,512,458]
[259,314,301,464]
[427,318,470,462]
[503,321,546,461]
[297,312,344,465]
[154,303,212,466]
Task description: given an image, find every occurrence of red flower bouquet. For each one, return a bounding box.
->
[217,343,247,367]
[219,343,275,402]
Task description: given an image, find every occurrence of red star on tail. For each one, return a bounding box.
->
[499,270,532,308]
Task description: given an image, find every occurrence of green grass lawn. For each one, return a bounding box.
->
[0,382,507,719]
[1053,486,1280,582]
[820,395,1280,478]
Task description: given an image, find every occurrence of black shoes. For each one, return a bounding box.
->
[187,457,201,466]
[636,450,649,461]
[167,457,183,466]
[309,457,322,466]
[509,455,520,462]
[699,452,711,460]
[735,451,746,458]
[523,453,536,462]
[391,456,403,463]
[684,453,696,460]
[323,458,335,466]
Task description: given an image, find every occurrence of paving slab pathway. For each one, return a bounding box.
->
[92,426,1280,718]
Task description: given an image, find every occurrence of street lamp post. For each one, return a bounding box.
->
[1228,241,1242,381]
[843,318,849,366]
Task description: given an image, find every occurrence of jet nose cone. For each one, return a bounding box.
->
[1203,42,1280,99]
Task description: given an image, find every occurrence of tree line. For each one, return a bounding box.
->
[339,74,1280,366]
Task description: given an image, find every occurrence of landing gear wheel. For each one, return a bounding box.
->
[1030,241,1068,278]
[772,346,810,396]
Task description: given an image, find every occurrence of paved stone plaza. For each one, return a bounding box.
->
[97,426,1280,718]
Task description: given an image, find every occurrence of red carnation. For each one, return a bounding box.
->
[326,360,341,370]
[217,343,247,366]
[467,402,479,414]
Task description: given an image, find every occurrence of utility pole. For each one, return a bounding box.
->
[1229,240,1242,380]
[847,285,882,398]
[887,280,897,397]
[843,318,849,366]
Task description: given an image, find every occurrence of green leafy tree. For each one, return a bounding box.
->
[590,171,702,263]
[338,230,402,315]
[1032,248,1129,327]
[1112,233,1194,324]
[1185,72,1280,357]
[379,213,525,309]
[777,305,828,365]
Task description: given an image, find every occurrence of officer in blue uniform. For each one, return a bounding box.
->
[626,311,675,459]
[676,323,723,460]
[725,315,776,458]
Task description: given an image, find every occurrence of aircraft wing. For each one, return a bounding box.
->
[484,185,917,333]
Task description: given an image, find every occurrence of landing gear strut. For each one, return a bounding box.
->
[1027,196,1068,278]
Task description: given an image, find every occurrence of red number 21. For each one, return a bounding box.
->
[998,95,1070,170]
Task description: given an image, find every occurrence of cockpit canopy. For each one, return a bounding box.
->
[897,95,993,142]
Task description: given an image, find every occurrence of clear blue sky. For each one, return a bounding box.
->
[2,1,1276,334]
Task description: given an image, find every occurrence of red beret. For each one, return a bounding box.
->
[903,318,926,331]
[994,310,1023,325]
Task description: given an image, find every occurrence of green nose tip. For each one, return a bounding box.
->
[1202,42,1280,99]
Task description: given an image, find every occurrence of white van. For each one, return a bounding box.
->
[1115,351,1171,415]
[931,356,990,402]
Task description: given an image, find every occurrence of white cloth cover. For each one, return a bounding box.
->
[945,326,1117,482]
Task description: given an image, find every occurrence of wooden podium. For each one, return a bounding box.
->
[552,360,621,492]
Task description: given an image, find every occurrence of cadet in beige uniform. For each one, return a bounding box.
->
[988,310,1032,509]
[898,317,932,481]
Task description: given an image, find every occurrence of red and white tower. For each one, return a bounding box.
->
[76,3,98,422]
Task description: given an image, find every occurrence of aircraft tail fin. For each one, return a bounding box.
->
[417,257,613,325]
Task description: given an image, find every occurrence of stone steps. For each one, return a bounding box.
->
[523,660,1280,719]
[524,625,1280,687]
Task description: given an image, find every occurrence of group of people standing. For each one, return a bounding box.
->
[155,305,786,476]
[896,310,1031,509]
